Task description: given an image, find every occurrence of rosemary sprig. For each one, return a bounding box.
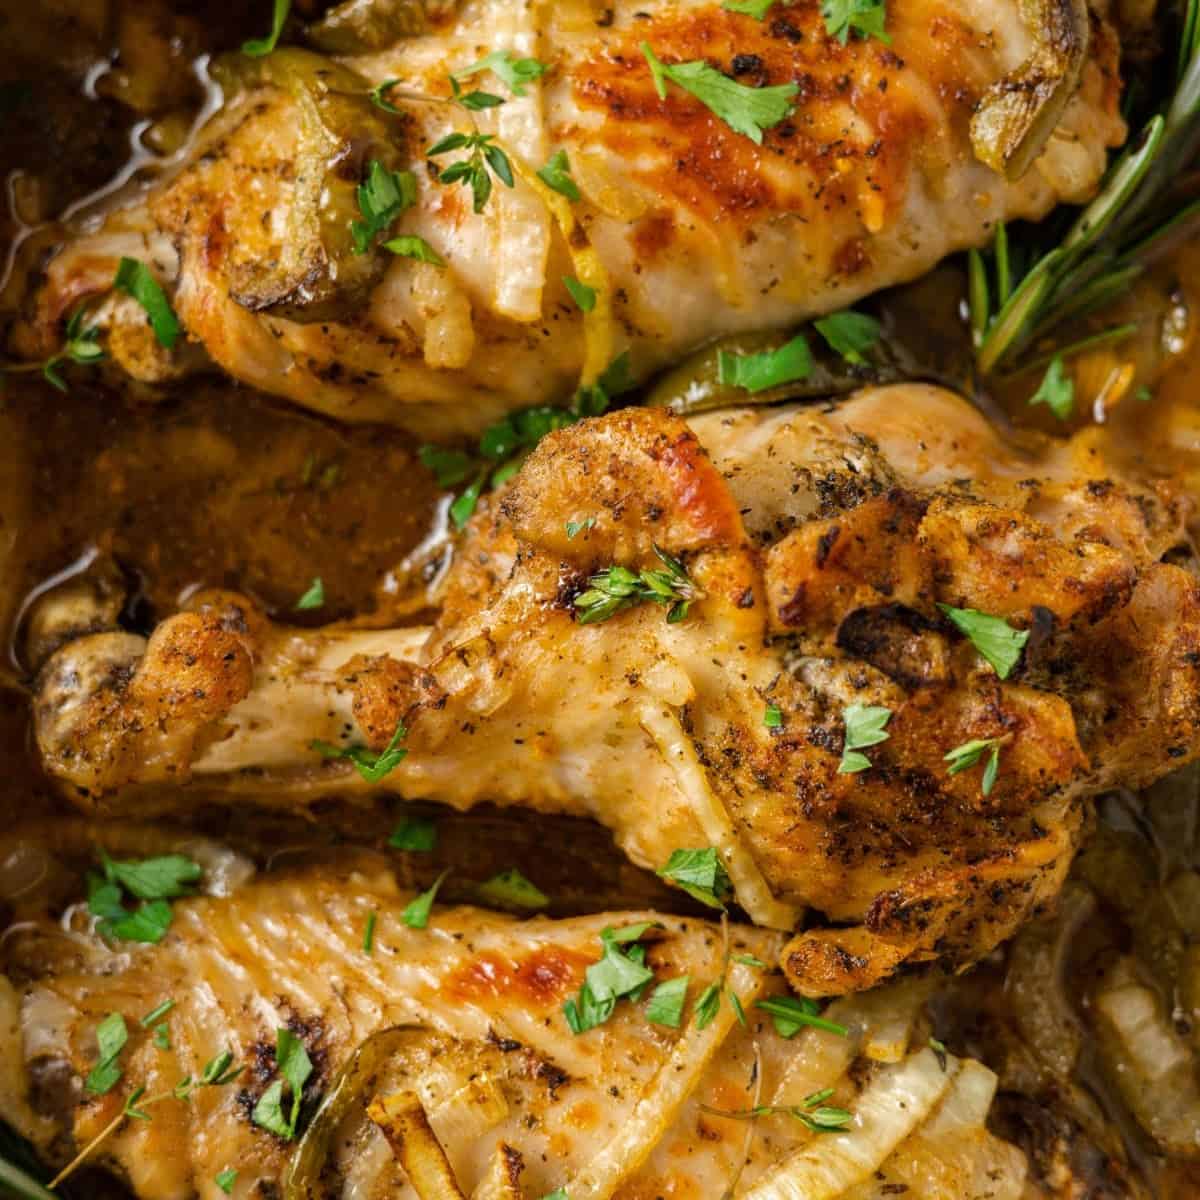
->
[971,5,1200,375]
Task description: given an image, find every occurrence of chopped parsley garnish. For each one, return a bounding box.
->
[838,703,892,774]
[114,258,180,350]
[87,850,201,944]
[1029,355,1075,421]
[311,721,407,783]
[455,50,548,97]
[176,1050,243,1099]
[427,131,514,214]
[294,577,324,611]
[718,335,813,393]
[363,911,377,955]
[734,953,770,968]
[252,1029,312,1140]
[352,161,417,255]
[754,995,849,1038]
[694,982,722,1030]
[703,1087,853,1132]
[383,235,446,266]
[645,975,690,1028]
[821,0,889,44]
[945,736,1004,796]
[763,702,783,729]
[418,352,634,527]
[476,868,549,911]
[153,1025,171,1051]
[575,545,699,625]
[641,43,797,144]
[723,0,777,16]
[563,276,597,313]
[85,1013,129,1095]
[215,1168,238,1195]
[564,924,658,1034]
[814,310,882,364]
[242,0,290,56]
[537,150,580,201]
[657,847,732,910]
[388,814,437,851]
[38,304,104,392]
[140,1000,175,1028]
[937,605,1029,679]
[565,516,596,539]
[402,869,449,929]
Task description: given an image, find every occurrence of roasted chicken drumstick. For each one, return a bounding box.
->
[33,385,1200,995]
[13,0,1124,435]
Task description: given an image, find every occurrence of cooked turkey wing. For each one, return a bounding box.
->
[31,386,1200,996]
[1,859,1027,1200]
[13,0,1124,435]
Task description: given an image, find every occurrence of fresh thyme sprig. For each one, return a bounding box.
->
[1,305,104,393]
[701,1086,854,1133]
[574,545,701,625]
[970,7,1200,375]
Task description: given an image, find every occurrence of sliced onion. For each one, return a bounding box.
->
[743,1049,958,1200]
[367,1090,468,1200]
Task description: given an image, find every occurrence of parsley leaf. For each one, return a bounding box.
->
[139,1000,175,1028]
[694,982,721,1029]
[657,847,732,910]
[564,925,657,1034]
[215,1168,238,1195]
[402,869,449,929]
[563,276,597,312]
[723,0,777,15]
[763,702,783,729]
[252,1028,312,1140]
[382,235,446,266]
[640,42,797,144]
[754,995,849,1038]
[294,577,324,611]
[566,516,596,539]
[352,161,417,255]
[388,815,437,851]
[646,975,690,1028]
[718,335,812,393]
[821,0,889,44]
[363,911,377,955]
[243,0,290,56]
[85,1013,129,1095]
[814,310,881,364]
[838,703,891,774]
[114,258,180,350]
[455,51,548,97]
[937,604,1029,679]
[945,736,1004,796]
[99,850,201,900]
[575,546,699,625]
[537,150,580,201]
[311,722,407,783]
[419,351,635,527]
[106,900,174,944]
[153,1025,171,1051]
[476,868,549,911]
[1029,355,1075,421]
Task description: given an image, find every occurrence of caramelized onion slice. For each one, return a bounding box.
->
[367,1090,468,1200]
[970,0,1091,181]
